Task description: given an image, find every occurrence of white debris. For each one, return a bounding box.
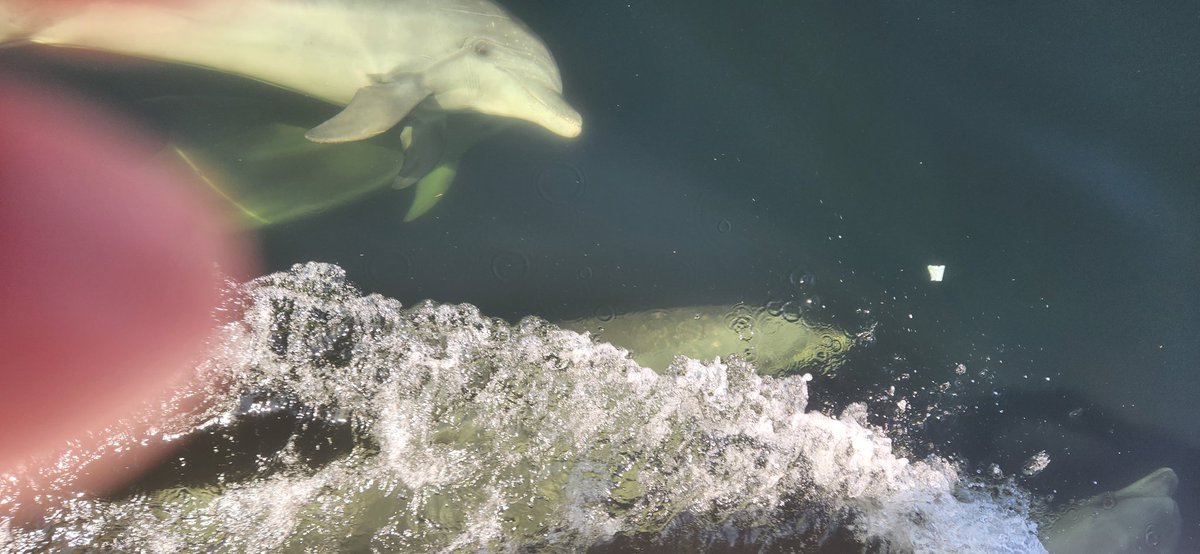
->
[928,264,946,282]
[1022,451,1051,477]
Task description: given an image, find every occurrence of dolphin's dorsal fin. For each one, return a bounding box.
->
[305,79,429,143]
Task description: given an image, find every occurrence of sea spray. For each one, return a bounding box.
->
[1,263,1044,552]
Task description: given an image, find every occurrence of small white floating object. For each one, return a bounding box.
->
[927,265,946,282]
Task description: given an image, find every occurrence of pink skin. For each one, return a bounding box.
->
[0,76,255,492]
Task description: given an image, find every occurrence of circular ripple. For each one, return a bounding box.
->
[780,301,803,323]
[765,299,785,318]
[723,303,759,341]
[536,162,585,205]
[490,251,530,283]
[820,333,848,354]
[593,305,615,322]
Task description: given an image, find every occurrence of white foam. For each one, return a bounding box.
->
[0,263,1046,552]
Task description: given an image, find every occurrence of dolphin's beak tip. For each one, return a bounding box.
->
[556,113,583,138]
[542,119,581,138]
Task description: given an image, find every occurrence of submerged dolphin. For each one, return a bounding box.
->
[0,0,581,142]
[556,303,854,377]
[1040,467,1181,554]
[140,94,504,225]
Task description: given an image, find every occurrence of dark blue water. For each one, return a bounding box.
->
[3,1,1197,551]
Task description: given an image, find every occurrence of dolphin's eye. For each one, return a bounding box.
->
[473,42,491,57]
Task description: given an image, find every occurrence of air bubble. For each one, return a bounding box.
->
[802,294,822,311]
[716,219,732,233]
[788,270,815,289]
[491,318,512,343]
[545,353,569,371]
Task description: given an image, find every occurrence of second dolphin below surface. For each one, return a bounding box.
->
[1040,467,1181,554]
[141,94,502,225]
[557,303,854,377]
[1,0,580,143]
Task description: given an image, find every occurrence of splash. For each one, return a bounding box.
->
[1,263,1045,552]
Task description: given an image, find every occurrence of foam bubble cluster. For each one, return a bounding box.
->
[1,263,1045,552]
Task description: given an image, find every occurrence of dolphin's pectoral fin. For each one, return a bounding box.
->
[305,80,429,143]
[393,111,448,190]
[402,163,457,222]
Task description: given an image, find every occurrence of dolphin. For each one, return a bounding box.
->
[1039,467,1181,554]
[556,303,854,377]
[0,0,581,143]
